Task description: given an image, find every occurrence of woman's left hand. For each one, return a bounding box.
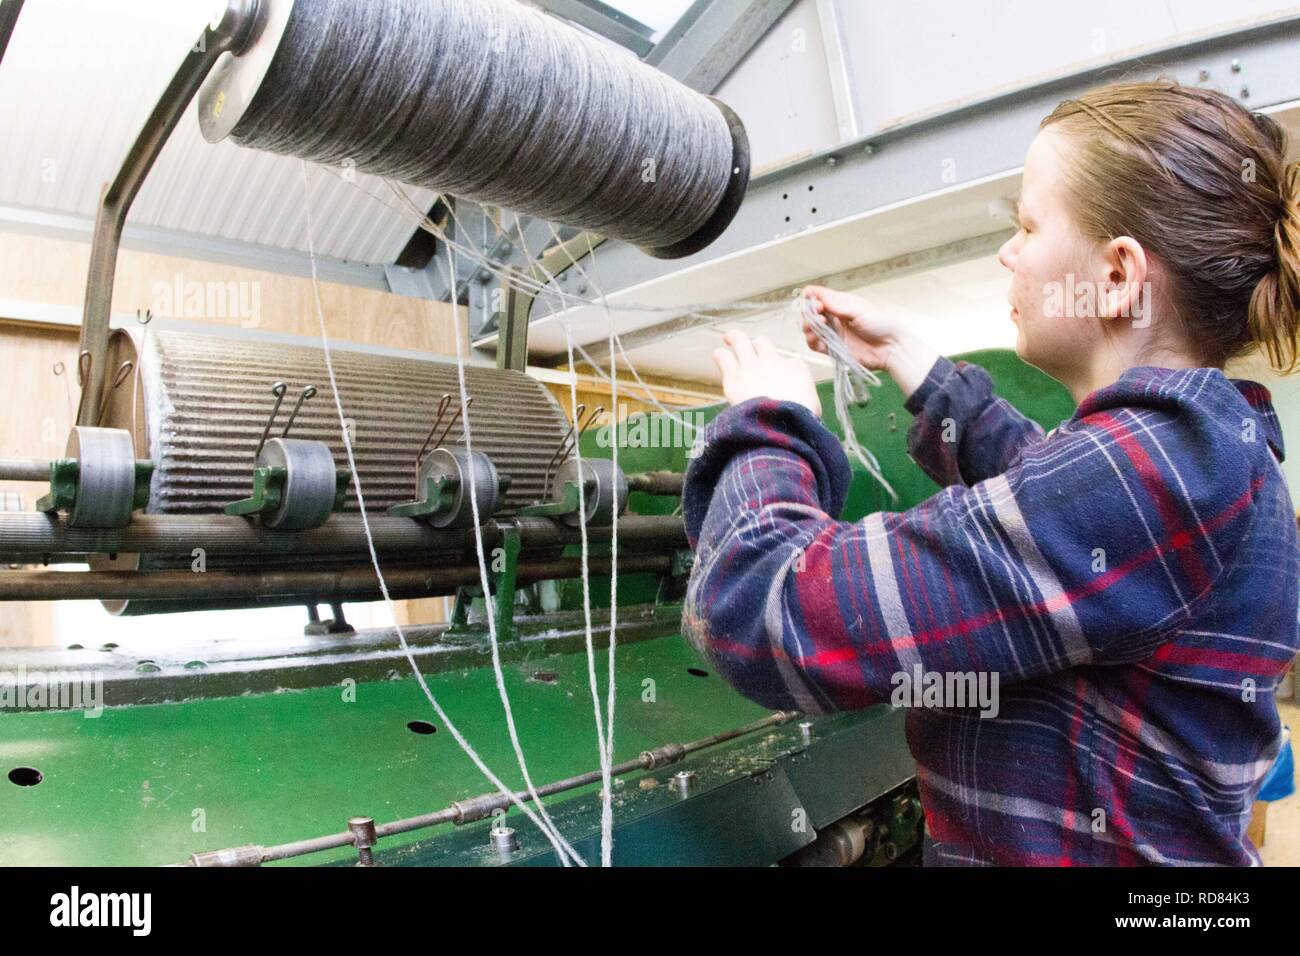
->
[711,329,822,417]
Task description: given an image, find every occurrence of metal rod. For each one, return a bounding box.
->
[0,512,685,559]
[185,710,800,866]
[77,0,262,427]
[0,458,51,482]
[625,471,684,496]
[0,553,672,602]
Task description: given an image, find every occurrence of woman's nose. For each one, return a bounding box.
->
[997,234,1018,271]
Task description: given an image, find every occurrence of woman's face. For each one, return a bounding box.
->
[997,127,1098,378]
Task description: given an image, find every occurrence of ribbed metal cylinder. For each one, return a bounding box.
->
[95,328,575,614]
[110,329,568,514]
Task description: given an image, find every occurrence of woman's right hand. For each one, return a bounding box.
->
[800,285,940,401]
[801,285,902,370]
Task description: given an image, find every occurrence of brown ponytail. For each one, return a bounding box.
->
[1041,82,1300,372]
[1250,161,1300,372]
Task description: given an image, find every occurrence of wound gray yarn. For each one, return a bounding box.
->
[231,0,735,252]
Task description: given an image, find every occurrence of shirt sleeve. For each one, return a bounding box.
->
[680,395,1252,715]
[904,355,1047,487]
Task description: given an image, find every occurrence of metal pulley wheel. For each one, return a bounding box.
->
[553,458,628,527]
[256,437,339,531]
[65,426,139,529]
[420,448,503,529]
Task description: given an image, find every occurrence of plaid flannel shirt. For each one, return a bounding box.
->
[681,356,1298,865]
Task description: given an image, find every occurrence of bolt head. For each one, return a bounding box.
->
[490,825,519,853]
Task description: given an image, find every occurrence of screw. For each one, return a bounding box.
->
[1198,68,1210,81]
[1231,58,1242,73]
[671,770,696,796]
[1240,85,1250,99]
[348,817,377,866]
[490,826,519,854]
[799,720,814,744]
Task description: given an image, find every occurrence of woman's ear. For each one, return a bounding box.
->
[1099,236,1150,325]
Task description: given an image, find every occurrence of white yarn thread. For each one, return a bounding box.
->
[297,161,584,866]
[433,213,589,866]
[512,220,615,868]
[554,228,620,869]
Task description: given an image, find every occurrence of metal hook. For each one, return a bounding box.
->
[578,404,604,439]
[415,394,473,477]
[543,404,585,497]
[542,404,604,498]
[94,360,135,426]
[416,395,453,472]
[71,351,94,426]
[282,385,316,439]
[255,382,289,459]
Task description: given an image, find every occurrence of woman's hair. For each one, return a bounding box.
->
[1041,81,1300,372]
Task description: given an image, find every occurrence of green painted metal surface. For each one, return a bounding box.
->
[0,632,782,866]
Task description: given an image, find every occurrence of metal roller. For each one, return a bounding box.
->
[92,327,573,614]
[415,448,504,529]
[64,427,137,530]
[255,437,340,530]
[553,458,629,528]
[101,329,569,515]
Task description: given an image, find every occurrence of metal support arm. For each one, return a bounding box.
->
[76,0,262,425]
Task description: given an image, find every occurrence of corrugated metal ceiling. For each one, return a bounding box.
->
[0,0,438,265]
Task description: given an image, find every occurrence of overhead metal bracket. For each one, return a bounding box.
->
[494,232,609,373]
[531,0,655,56]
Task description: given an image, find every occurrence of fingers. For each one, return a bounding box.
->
[722,329,756,363]
[752,335,779,361]
[803,324,828,355]
[712,346,739,379]
[804,284,866,323]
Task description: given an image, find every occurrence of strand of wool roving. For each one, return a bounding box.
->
[799,297,898,501]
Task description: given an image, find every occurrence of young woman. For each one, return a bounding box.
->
[682,81,1300,866]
